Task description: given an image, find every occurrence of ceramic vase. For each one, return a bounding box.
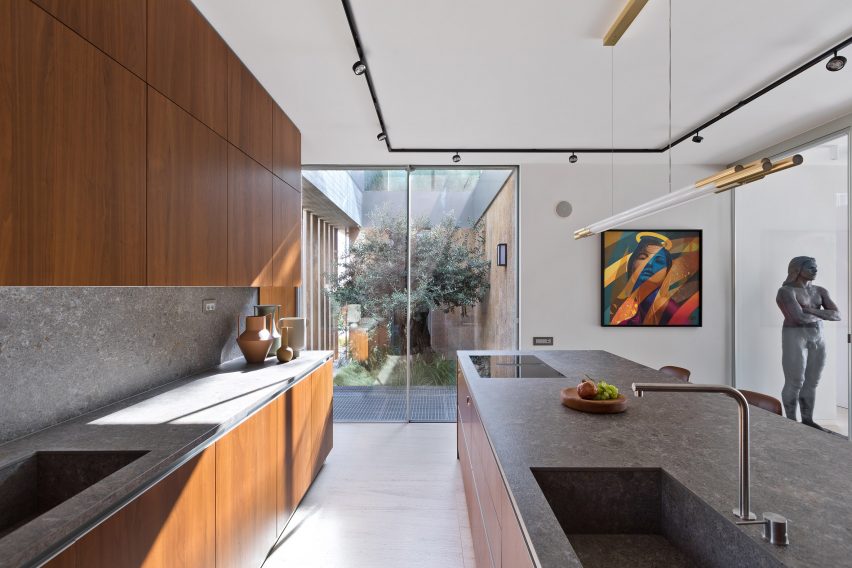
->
[237,314,273,363]
[276,326,294,363]
[279,317,306,358]
[254,304,282,354]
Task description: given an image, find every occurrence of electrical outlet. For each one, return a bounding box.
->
[533,336,553,346]
[202,299,216,313]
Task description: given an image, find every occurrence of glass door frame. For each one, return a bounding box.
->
[730,128,852,439]
[302,164,520,422]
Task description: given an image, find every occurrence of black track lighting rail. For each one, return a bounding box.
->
[341,0,852,156]
[341,0,391,151]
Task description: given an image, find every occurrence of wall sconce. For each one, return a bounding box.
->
[497,243,507,267]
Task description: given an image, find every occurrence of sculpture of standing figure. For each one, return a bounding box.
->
[775,256,841,431]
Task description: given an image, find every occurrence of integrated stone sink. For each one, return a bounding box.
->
[0,450,148,538]
[532,468,779,568]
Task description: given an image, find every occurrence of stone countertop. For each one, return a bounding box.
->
[0,351,333,568]
[457,350,852,568]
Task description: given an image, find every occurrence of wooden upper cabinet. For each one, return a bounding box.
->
[75,447,216,567]
[0,0,146,285]
[228,146,273,286]
[228,52,273,170]
[272,106,302,191]
[269,177,302,314]
[32,0,146,78]
[147,88,228,285]
[216,402,278,568]
[147,0,228,137]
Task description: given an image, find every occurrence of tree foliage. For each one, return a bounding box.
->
[329,206,491,324]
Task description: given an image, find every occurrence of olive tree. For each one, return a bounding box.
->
[329,206,490,356]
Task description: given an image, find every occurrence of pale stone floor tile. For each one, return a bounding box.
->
[266,423,472,568]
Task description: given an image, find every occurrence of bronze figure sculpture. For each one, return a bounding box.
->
[775,256,841,431]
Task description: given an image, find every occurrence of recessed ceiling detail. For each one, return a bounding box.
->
[342,0,852,156]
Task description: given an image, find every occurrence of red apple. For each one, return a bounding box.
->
[577,379,597,400]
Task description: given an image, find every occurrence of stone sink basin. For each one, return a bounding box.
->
[532,468,780,568]
[0,450,148,539]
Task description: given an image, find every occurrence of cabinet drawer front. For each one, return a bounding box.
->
[459,421,493,568]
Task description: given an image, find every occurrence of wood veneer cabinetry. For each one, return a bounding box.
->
[215,400,278,568]
[147,88,228,286]
[32,0,146,78]
[458,371,535,568]
[228,52,273,170]
[147,0,228,137]
[0,0,147,286]
[259,177,303,316]
[74,447,216,567]
[311,360,334,479]
[38,360,332,568]
[273,107,302,191]
[277,369,313,532]
[42,547,76,568]
[227,146,273,286]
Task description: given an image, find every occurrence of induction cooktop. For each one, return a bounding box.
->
[469,355,566,379]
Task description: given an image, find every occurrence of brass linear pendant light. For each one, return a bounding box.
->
[573,154,804,239]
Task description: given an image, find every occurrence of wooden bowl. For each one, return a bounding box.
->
[560,387,627,414]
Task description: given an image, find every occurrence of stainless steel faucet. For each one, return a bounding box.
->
[631,382,756,520]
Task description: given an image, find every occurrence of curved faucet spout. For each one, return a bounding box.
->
[631,382,755,520]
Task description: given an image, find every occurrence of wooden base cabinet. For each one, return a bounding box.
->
[39,360,333,568]
[311,360,333,480]
[215,397,278,568]
[73,448,216,568]
[458,372,534,568]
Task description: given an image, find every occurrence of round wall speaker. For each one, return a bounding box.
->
[555,201,573,218]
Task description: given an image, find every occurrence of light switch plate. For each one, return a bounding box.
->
[202,299,216,313]
[533,336,554,346]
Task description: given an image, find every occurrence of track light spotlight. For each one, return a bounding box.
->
[377,132,387,142]
[452,153,461,163]
[692,132,704,143]
[352,60,367,75]
[569,152,578,164]
[826,51,846,72]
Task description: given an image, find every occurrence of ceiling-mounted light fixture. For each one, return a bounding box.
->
[452,153,461,163]
[573,155,803,239]
[569,152,578,164]
[692,131,704,143]
[603,0,650,46]
[352,60,367,75]
[377,132,387,142]
[826,51,847,72]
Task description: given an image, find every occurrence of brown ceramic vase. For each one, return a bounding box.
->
[276,326,294,363]
[237,314,274,363]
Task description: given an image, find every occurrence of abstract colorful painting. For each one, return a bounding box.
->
[601,230,702,327]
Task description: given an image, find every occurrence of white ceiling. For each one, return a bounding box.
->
[192,0,852,166]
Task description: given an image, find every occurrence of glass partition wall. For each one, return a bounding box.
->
[302,167,518,423]
[734,132,850,438]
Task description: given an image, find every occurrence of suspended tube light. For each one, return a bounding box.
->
[573,154,803,239]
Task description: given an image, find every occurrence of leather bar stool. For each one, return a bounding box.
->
[659,365,691,383]
[739,389,783,416]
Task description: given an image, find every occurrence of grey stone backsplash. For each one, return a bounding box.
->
[0,287,258,444]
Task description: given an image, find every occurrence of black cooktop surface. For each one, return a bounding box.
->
[469,355,566,379]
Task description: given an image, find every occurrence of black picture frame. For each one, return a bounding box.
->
[600,229,703,327]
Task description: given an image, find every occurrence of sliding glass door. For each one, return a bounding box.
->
[302,166,517,423]
[734,132,850,438]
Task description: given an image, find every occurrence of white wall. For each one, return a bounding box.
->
[519,162,733,384]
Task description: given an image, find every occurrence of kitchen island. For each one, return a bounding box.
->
[457,350,852,568]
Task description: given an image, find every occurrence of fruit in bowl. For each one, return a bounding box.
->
[577,377,619,400]
[577,379,597,399]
